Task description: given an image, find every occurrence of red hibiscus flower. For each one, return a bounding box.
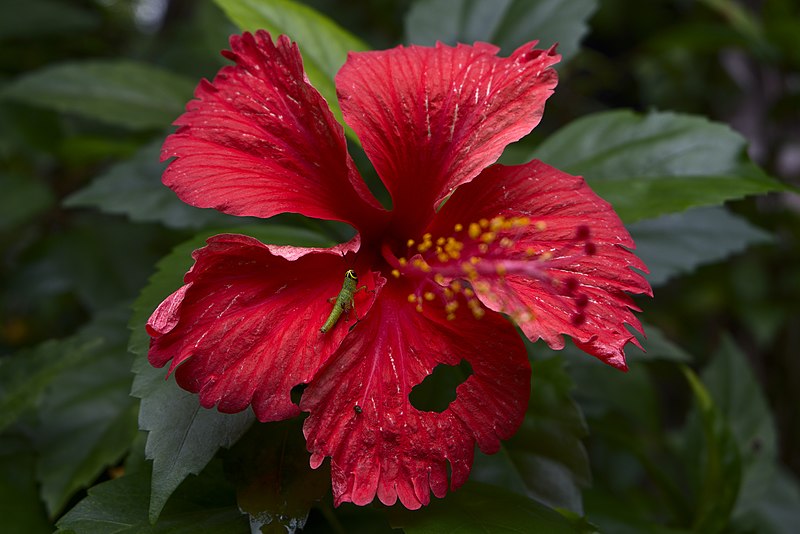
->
[147,31,651,509]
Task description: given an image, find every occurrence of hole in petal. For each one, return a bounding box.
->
[409,359,473,413]
[290,383,307,406]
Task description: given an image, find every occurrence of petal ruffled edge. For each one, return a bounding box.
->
[337,40,559,235]
[147,233,381,422]
[300,280,529,509]
[162,31,387,232]
[427,160,652,369]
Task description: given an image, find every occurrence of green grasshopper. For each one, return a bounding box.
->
[320,269,367,333]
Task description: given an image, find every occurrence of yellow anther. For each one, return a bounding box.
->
[496,264,507,276]
[480,232,496,243]
[540,251,553,261]
[436,237,446,246]
[490,216,505,231]
[408,294,417,303]
[416,304,424,312]
[445,301,459,313]
[468,223,481,240]
[399,257,408,266]
[443,288,454,299]
[446,313,456,321]
[515,216,531,227]
[434,273,445,285]
[469,256,481,265]
[535,221,547,231]
[464,287,475,297]
[478,243,489,254]
[525,247,536,257]
[454,223,464,232]
[437,253,449,263]
[472,307,486,319]
[407,239,415,247]
[423,233,432,242]
[450,281,462,292]
[391,269,400,278]
[424,292,435,301]
[500,237,513,248]
[479,218,489,229]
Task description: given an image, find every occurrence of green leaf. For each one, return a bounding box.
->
[630,322,693,363]
[129,226,330,523]
[390,481,582,533]
[472,356,590,514]
[700,337,778,522]
[0,173,55,233]
[1,61,195,130]
[405,0,597,63]
[213,0,369,138]
[0,0,100,39]
[34,306,139,517]
[0,335,100,433]
[681,365,742,534]
[64,140,244,230]
[0,435,52,534]
[531,110,787,223]
[55,465,248,533]
[629,206,772,286]
[223,420,330,532]
[737,467,800,534]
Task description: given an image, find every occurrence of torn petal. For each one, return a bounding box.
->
[300,281,529,509]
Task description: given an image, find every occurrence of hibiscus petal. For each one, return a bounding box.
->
[161,31,386,232]
[337,41,559,234]
[429,160,652,369]
[300,282,529,509]
[147,233,379,422]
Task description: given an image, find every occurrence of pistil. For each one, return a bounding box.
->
[382,216,598,324]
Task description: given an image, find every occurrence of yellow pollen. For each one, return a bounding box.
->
[446,313,456,321]
[515,216,531,227]
[437,253,450,263]
[391,269,400,278]
[464,287,475,297]
[490,216,505,231]
[454,223,464,232]
[399,257,408,266]
[478,243,489,254]
[500,237,513,248]
[445,301,459,313]
[468,223,481,240]
[540,251,553,261]
[472,308,485,319]
[444,288,454,299]
[479,218,489,229]
[496,264,507,276]
[407,239,415,247]
[469,256,481,265]
[434,273,445,285]
[535,221,547,231]
[424,292,435,301]
[450,281,462,292]
[525,247,536,256]
[408,294,417,303]
[480,232,496,244]
[461,263,478,281]
[416,304,423,312]
[436,237,445,246]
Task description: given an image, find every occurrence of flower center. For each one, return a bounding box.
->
[381,216,597,324]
